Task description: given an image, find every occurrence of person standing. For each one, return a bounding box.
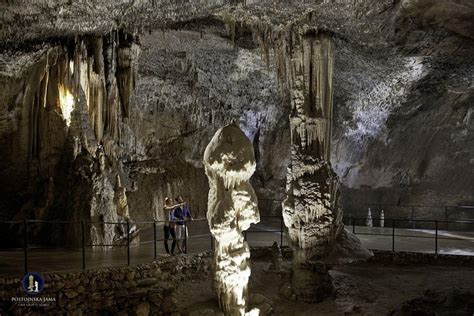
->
[163,197,178,255]
[174,195,193,254]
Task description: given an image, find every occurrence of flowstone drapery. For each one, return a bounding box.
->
[282,33,343,263]
[204,123,260,316]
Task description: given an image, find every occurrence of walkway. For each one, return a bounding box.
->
[1,219,473,277]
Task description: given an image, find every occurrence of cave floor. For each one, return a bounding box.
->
[180,260,474,315]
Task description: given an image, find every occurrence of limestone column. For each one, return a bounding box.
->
[204,123,260,316]
[282,33,342,263]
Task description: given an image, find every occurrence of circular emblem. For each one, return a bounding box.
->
[21,272,45,295]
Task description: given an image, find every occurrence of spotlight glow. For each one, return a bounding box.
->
[69,60,74,74]
[59,85,74,126]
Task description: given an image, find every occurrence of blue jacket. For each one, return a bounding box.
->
[173,204,192,225]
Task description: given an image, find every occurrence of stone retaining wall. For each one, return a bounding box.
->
[0,252,212,315]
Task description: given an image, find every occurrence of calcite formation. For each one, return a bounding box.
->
[204,123,260,316]
[0,30,139,247]
[281,33,343,262]
[215,15,344,261]
[114,175,130,220]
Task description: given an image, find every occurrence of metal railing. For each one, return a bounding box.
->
[2,212,474,275]
[346,217,474,255]
[0,218,214,274]
[346,204,474,223]
[0,216,286,274]
[245,215,285,247]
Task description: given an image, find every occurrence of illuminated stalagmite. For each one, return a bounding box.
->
[114,174,130,219]
[282,34,342,262]
[204,123,260,316]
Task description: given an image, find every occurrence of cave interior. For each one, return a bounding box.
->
[0,0,473,315]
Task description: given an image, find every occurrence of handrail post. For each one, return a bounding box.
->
[126,220,130,266]
[412,206,415,229]
[184,221,188,254]
[435,220,438,255]
[392,219,395,252]
[445,206,449,231]
[24,219,28,274]
[352,216,355,234]
[280,215,283,247]
[153,221,157,260]
[210,235,214,251]
[81,220,86,270]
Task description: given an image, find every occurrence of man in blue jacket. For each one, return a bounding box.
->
[174,195,193,253]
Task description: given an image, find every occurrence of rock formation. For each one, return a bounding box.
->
[269,241,283,272]
[281,33,342,263]
[366,208,373,227]
[114,175,130,220]
[1,0,473,249]
[204,123,260,316]
[0,30,139,247]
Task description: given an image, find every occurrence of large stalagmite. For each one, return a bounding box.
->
[204,123,260,316]
[282,33,342,262]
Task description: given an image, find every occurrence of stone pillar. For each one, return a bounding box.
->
[204,123,260,316]
[282,33,342,263]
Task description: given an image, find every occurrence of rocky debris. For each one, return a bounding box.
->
[133,302,150,316]
[324,230,373,265]
[279,282,293,300]
[249,293,273,315]
[268,241,283,272]
[250,246,293,261]
[204,123,260,315]
[391,289,474,316]
[161,296,179,314]
[291,260,334,303]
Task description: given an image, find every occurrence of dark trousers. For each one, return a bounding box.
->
[163,225,176,254]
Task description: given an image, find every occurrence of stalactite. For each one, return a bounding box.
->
[282,33,342,263]
[117,43,139,120]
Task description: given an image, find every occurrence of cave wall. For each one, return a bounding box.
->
[213,0,474,217]
[0,32,140,247]
[331,10,474,217]
[125,30,287,221]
